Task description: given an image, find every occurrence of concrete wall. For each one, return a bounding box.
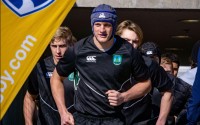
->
[76,0,200,9]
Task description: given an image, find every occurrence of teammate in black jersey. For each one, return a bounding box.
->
[138,42,174,125]
[50,4,151,125]
[23,27,76,125]
[126,42,173,125]
[139,42,191,125]
[116,20,173,125]
[159,53,192,125]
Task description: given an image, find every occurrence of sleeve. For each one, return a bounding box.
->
[150,63,174,92]
[27,65,39,95]
[56,46,76,77]
[131,49,150,82]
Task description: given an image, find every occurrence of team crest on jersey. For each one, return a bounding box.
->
[68,72,74,81]
[2,0,55,17]
[113,54,122,65]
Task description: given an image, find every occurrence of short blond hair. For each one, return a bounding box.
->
[116,20,143,46]
[51,26,76,46]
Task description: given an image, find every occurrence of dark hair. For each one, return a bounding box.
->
[163,52,180,68]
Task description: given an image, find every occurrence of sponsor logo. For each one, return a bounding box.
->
[99,13,105,18]
[0,35,37,103]
[45,72,52,78]
[113,54,122,65]
[2,0,55,17]
[86,56,96,63]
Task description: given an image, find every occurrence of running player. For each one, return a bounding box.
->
[50,4,151,125]
[23,27,76,125]
[116,20,173,125]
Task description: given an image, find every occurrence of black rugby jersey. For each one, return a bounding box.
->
[123,56,173,125]
[28,56,75,125]
[56,35,150,116]
[144,56,173,91]
[153,73,192,116]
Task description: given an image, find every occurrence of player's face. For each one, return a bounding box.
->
[120,29,139,49]
[50,39,67,64]
[160,59,174,75]
[93,22,113,43]
[172,62,179,77]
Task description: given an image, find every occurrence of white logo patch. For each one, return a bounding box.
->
[2,0,54,17]
[99,13,106,18]
[86,56,96,63]
[146,51,153,55]
[46,72,52,78]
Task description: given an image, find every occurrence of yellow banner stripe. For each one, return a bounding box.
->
[0,0,76,119]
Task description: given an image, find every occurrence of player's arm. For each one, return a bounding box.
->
[23,65,39,125]
[156,90,173,125]
[122,78,151,102]
[152,65,173,125]
[106,78,151,106]
[23,91,37,125]
[123,48,152,101]
[50,68,74,125]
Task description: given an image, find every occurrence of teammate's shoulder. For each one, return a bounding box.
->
[115,35,135,52]
[115,35,130,46]
[43,56,52,61]
[71,35,92,54]
[167,73,176,82]
[35,56,54,70]
[176,77,192,88]
[142,56,160,68]
[115,35,125,41]
[40,56,53,64]
[77,35,93,45]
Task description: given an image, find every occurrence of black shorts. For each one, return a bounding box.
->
[73,112,125,125]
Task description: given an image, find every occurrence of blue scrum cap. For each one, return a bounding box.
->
[91,4,117,32]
